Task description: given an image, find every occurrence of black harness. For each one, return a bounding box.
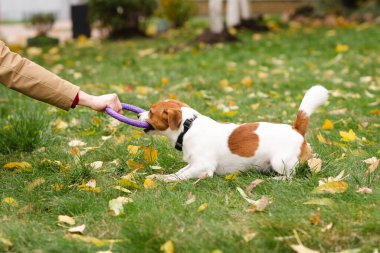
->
[175,116,198,151]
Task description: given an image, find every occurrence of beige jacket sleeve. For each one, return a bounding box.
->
[0,41,80,111]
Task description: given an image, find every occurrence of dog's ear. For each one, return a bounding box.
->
[167,108,182,130]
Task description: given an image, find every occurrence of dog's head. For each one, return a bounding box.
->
[138,100,190,137]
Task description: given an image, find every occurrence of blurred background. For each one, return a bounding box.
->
[0,0,379,47]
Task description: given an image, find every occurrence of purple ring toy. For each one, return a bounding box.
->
[105,103,152,129]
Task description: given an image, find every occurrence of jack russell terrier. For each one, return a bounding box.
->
[138,85,328,182]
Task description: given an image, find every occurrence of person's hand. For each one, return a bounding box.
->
[78,91,123,113]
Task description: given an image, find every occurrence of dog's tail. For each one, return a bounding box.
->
[293,85,328,136]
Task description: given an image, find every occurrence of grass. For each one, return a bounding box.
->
[1,20,380,253]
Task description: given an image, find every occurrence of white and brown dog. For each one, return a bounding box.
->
[138,85,328,182]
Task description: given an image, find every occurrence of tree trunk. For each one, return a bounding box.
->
[226,0,240,28]
[209,0,223,33]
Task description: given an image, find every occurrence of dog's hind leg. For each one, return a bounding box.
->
[161,162,216,182]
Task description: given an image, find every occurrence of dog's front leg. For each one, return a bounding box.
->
[161,163,216,182]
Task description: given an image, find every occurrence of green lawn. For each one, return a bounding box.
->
[1,21,379,253]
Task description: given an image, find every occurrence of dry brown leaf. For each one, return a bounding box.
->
[309,209,321,225]
[68,224,86,234]
[365,159,379,175]
[58,215,76,226]
[321,222,333,232]
[246,179,264,193]
[109,197,133,216]
[26,178,45,192]
[308,158,322,173]
[90,161,103,170]
[184,192,196,205]
[356,187,372,194]
[246,196,269,212]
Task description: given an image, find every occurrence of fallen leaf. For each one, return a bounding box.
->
[127,160,144,170]
[250,103,260,111]
[336,249,361,253]
[96,250,113,253]
[241,76,253,86]
[309,209,321,225]
[109,196,133,216]
[0,237,12,248]
[58,215,76,226]
[26,178,45,191]
[115,178,140,190]
[143,147,158,163]
[290,244,320,253]
[79,179,101,193]
[317,132,332,144]
[68,139,86,147]
[365,159,379,175]
[322,119,334,130]
[225,171,238,181]
[339,129,359,142]
[246,196,269,212]
[113,186,132,193]
[242,232,257,242]
[53,118,68,131]
[91,161,103,170]
[2,197,18,207]
[356,187,372,194]
[319,170,347,185]
[3,161,32,172]
[127,145,139,156]
[198,203,208,212]
[363,157,377,164]
[101,135,112,141]
[184,192,196,205]
[307,158,322,173]
[321,222,333,232]
[160,240,174,253]
[64,234,123,247]
[335,43,349,53]
[237,187,256,204]
[143,178,158,189]
[68,224,86,234]
[246,179,264,193]
[161,77,169,84]
[303,198,335,206]
[313,181,348,194]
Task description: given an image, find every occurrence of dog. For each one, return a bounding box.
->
[138,85,328,182]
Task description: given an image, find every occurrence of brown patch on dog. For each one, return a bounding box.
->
[298,141,312,162]
[228,123,259,157]
[293,110,309,136]
[147,100,188,131]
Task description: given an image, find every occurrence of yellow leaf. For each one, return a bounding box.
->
[250,103,260,111]
[221,111,238,117]
[0,237,13,248]
[339,129,359,142]
[225,171,238,181]
[143,178,158,189]
[313,181,348,194]
[127,145,140,156]
[160,240,174,253]
[241,76,253,86]
[143,147,158,164]
[64,234,124,247]
[219,79,229,86]
[370,109,380,115]
[321,119,334,130]
[316,132,331,144]
[109,197,133,216]
[53,118,68,131]
[3,161,32,172]
[26,178,45,192]
[127,160,144,170]
[303,198,335,206]
[91,116,102,127]
[79,180,101,193]
[335,43,349,53]
[115,178,141,190]
[198,203,208,212]
[161,77,169,84]
[2,197,18,207]
[309,209,321,225]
